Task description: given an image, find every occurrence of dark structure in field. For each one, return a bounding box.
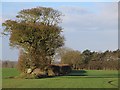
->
[47,64,72,76]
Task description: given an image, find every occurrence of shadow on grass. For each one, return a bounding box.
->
[67,70,87,76]
[36,70,87,79]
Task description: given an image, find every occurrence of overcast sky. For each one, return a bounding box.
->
[0,2,118,61]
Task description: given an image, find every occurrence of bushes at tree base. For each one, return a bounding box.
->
[18,69,47,79]
[17,64,72,79]
[16,73,37,79]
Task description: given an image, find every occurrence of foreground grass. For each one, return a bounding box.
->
[2,68,118,88]
[3,77,118,88]
[2,68,20,78]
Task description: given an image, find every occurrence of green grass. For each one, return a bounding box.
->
[2,68,119,88]
[2,68,20,78]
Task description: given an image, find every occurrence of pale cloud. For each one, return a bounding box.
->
[58,3,118,33]
[58,6,90,15]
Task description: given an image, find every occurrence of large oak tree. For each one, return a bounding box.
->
[2,7,64,72]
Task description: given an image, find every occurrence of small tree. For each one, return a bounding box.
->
[2,7,64,72]
[61,50,82,69]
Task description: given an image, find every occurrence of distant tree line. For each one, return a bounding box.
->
[2,61,17,68]
[60,48,120,70]
[2,48,120,71]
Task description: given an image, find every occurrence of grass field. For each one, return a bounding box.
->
[2,68,119,88]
